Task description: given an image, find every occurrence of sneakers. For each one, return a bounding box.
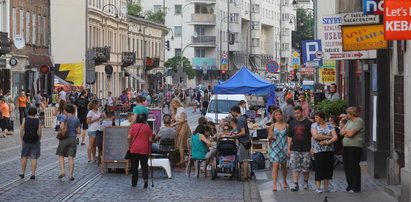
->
[315,189,323,194]
[76,138,80,145]
[290,183,299,191]
[302,181,309,189]
[325,188,337,193]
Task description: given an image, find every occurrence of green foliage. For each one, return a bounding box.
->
[144,8,167,25]
[164,56,196,80]
[127,0,142,17]
[315,100,347,118]
[292,8,314,49]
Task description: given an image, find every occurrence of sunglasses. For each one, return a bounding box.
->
[223,128,230,131]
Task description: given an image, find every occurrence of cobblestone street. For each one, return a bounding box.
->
[0,107,260,202]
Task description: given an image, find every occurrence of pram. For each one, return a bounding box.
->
[211,137,241,180]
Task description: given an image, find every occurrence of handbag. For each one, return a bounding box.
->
[241,141,252,150]
[56,116,69,140]
[125,124,143,159]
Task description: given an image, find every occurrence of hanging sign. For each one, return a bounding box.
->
[384,0,411,40]
[319,67,337,84]
[342,25,388,51]
[342,12,380,25]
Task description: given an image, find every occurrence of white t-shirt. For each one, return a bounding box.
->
[59,91,66,101]
[87,110,101,131]
[175,107,185,121]
[107,96,114,106]
[120,120,131,126]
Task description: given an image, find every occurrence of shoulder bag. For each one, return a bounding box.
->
[56,116,69,140]
[125,124,143,159]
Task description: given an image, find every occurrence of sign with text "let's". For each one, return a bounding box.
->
[384,0,411,40]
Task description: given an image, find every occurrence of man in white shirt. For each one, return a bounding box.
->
[326,83,341,101]
[58,88,66,101]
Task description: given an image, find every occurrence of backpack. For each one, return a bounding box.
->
[23,118,39,143]
[251,152,266,172]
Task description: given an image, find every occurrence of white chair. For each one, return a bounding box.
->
[138,158,172,179]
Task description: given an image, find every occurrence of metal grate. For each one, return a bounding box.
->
[394,76,404,168]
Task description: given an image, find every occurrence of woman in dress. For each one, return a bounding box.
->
[128,113,153,188]
[20,107,42,179]
[267,109,289,191]
[311,111,338,193]
[56,105,81,181]
[170,98,192,166]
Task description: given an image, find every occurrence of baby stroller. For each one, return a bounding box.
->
[211,137,241,180]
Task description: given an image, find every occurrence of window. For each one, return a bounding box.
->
[195,4,214,14]
[232,32,239,42]
[251,38,260,47]
[26,12,30,43]
[175,5,182,15]
[32,14,36,44]
[153,5,161,12]
[229,13,239,23]
[20,9,24,36]
[38,15,41,45]
[251,21,260,30]
[43,16,46,45]
[195,48,205,57]
[175,26,182,37]
[175,48,181,56]
[12,8,16,38]
[282,43,289,51]
[195,26,205,36]
[252,4,259,13]
[281,28,289,36]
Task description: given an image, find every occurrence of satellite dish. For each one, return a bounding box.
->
[14,35,25,50]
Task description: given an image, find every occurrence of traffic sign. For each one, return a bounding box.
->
[266,60,279,74]
[292,51,300,58]
[315,51,324,59]
[293,64,299,69]
[288,74,295,81]
[221,58,228,65]
[221,64,228,70]
[291,57,300,65]
[222,53,228,59]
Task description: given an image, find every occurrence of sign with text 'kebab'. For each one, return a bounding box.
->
[384,0,411,40]
[318,15,376,60]
[342,25,388,51]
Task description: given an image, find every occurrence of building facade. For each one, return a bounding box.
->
[141,0,296,87]
[8,0,52,97]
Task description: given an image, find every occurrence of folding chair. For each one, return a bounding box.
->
[185,137,207,178]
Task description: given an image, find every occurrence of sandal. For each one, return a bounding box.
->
[68,177,75,181]
[58,174,65,179]
[272,185,278,191]
[283,182,289,189]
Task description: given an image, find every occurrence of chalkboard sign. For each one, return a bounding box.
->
[102,126,130,175]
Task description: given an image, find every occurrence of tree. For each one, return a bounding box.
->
[145,8,167,25]
[127,0,143,17]
[292,8,314,50]
[164,56,196,80]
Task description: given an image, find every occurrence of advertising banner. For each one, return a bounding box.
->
[319,67,337,84]
[318,15,376,60]
[384,0,411,40]
[300,66,315,75]
[341,12,380,25]
[342,25,388,51]
[363,0,384,15]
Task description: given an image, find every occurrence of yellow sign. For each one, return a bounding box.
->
[323,60,336,67]
[293,65,299,69]
[56,63,84,86]
[221,65,228,70]
[292,51,300,58]
[342,25,388,51]
[319,67,336,84]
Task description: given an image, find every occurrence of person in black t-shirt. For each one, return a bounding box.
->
[75,90,89,145]
[287,106,312,191]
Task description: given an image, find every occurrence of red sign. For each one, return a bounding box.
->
[329,52,364,59]
[266,60,279,74]
[288,74,294,81]
[39,65,50,74]
[384,0,411,40]
[300,66,315,75]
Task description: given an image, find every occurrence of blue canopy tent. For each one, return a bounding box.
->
[214,67,275,94]
[213,67,276,120]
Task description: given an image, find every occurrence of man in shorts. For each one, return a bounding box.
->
[231,105,251,180]
[287,106,312,191]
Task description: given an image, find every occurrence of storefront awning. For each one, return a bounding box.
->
[28,55,53,68]
[124,68,145,84]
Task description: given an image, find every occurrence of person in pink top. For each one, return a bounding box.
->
[299,94,311,118]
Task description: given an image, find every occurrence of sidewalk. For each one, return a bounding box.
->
[254,164,396,202]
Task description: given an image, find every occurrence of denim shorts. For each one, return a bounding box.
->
[88,131,97,137]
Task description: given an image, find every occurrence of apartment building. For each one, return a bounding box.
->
[141,0,295,87]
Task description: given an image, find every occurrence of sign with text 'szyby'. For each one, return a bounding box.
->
[342,25,388,51]
[318,15,376,60]
[342,12,380,25]
[384,0,411,40]
[363,0,384,15]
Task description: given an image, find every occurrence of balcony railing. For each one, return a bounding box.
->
[190,0,216,2]
[191,36,216,45]
[191,14,216,23]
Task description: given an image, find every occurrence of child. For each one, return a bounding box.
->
[120,112,133,126]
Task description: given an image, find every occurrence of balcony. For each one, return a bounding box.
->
[191,36,216,47]
[192,57,217,70]
[190,0,216,3]
[191,14,216,25]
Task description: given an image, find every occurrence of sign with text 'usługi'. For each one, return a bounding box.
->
[342,25,388,51]
[384,0,411,40]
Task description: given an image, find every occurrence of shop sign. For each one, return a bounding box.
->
[363,0,384,15]
[342,25,388,51]
[318,15,376,60]
[342,12,380,25]
[300,66,315,75]
[319,67,337,84]
[384,0,411,40]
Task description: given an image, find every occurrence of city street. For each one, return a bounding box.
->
[0,107,259,202]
